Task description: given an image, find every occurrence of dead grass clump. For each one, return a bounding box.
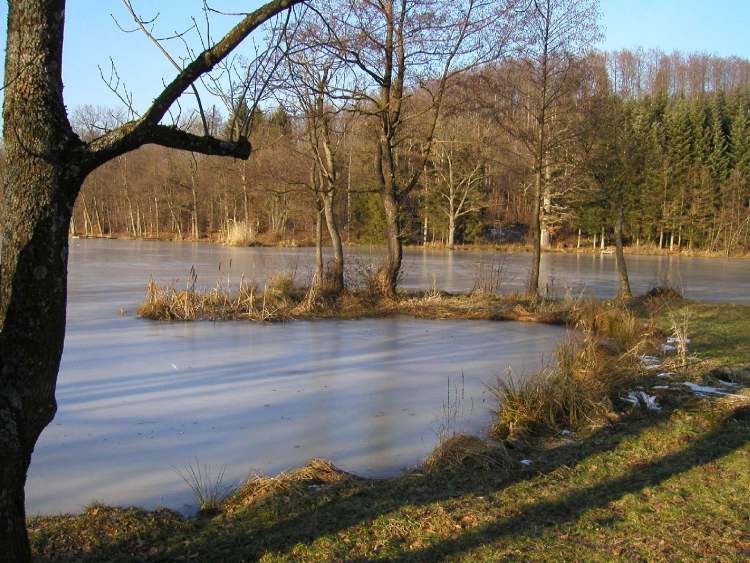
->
[639,285,686,314]
[471,262,505,296]
[490,337,615,441]
[223,220,257,247]
[266,271,298,300]
[422,434,510,475]
[175,462,231,516]
[224,459,352,514]
[508,296,570,324]
[137,276,298,321]
[571,300,653,354]
[645,285,684,301]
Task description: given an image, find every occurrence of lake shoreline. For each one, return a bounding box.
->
[28,301,750,560]
[69,233,750,260]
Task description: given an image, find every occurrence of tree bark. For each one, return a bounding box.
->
[613,193,632,298]
[1,1,299,558]
[528,170,543,295]
[447,214,456,249]
[380,191,402,298]
[1,3,85,559]
[322,191,344,292]
[315,205,324,279]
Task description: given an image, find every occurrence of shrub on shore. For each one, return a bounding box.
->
[223,220,257,247]
[491,301,654,442]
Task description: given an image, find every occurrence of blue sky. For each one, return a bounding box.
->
[0,1,749,112]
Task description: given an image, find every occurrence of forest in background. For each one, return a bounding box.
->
[54,48,750,257]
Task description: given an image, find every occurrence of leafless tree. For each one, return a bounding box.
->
[282,17,351,290]
[317,0,515,295]
[0,1,302,559]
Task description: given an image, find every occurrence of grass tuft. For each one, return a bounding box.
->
[175,462,232,516]
[491,301,659,442]
[224,458,352,514]
[422,434,510,475]
[223,220,257,246]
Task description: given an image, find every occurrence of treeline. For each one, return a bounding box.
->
[66,49,750,258]
[575,87,750,253]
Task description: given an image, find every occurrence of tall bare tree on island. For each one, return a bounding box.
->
[321,0,515,296]
[0,1,301,559]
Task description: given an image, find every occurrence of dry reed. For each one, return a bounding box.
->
[223,459,352,514]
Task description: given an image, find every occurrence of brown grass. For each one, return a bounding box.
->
[491,301,658,442]
[223,459,353,514]
[137,276,577,325]
[421,434,511,475]
[223,220,257,247]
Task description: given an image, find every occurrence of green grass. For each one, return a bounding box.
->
[28,302,750,562]
[668,302,750,367]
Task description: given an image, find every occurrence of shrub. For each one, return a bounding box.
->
[490,336,615,441]
[223,220,256,247]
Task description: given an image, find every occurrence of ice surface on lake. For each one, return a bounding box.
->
[26,240,569,515]
[25,239,749,514]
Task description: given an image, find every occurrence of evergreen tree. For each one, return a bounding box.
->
[708,95,731,182]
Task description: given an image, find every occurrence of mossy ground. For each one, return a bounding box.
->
[29,301,750,561]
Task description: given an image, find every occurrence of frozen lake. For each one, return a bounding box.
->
[26,239,748,515]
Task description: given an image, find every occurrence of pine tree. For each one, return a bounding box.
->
[730,94,750,175]
[708,95,731,182]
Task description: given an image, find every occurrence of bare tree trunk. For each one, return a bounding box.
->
[93,196,103,236]
[190,155,200,241]
[154,196,160,239]
[1,3,84,558]
[322,191,344,292]
[315,205,324,279]
[241,159,250,224]
[613,193,632,298]
[380,190,402,297]
[528,169,543,295]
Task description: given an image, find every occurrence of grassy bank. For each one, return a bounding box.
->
[30,298,750,561]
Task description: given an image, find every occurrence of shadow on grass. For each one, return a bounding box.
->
[31,407,750,562]
[386,405,750,561]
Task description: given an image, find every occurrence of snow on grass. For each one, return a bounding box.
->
[622,391,662,412]
[681,382,746,399]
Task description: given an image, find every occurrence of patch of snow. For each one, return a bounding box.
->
[652,386,671,390]
[520,459,533,466]
[622,391,662,412]
[717,380,740,388]
[681,382,745,399]
[666,336,690,345]
[660,344,677,352]
[657,372,675,378]
[640,355,662,369]
[559,430,573,436]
